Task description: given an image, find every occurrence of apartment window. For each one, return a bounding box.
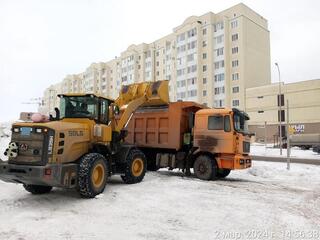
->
[203,53,207,59]
[232,34,238,41]
[231,20,238,28]
[278,110,285,122]
[214,73,225,82]
[277,94,284,106]
[203,90,207,96]
[214,100,225,107]
[214,60,224,70]
[156,61,159,66]
[214,35,224,44]
[187,41,197,50]
[156,51,159,57]
[214,21,224,32]
[202,41,207,47]
[177,68,185,76]
[187,53,195,62]
[232,73,239,80]
[257,96,264,99]
[232,86,239,93]
[187,77,197,85]
[187,28,197,38]
[215,47,224,56]
[203,78,207,84]
[202,28,207,35]
[258,110,264,113]
[232,60,239,67]
[214,86,225,95]
[232,99,240,107]
[203,65,207,72]
[145,51,151,58]
[187,65,197,73]
[187,89,197,97]
[232,47,239,54]
[177,80,186,88]
[178,33,185,42]
[157,71,159,76]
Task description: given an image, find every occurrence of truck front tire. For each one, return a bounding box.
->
[78,153,108,198]
[23,184,53,194]
[121,149,146,184]
[193,155,217,180]
[217,169,231,178]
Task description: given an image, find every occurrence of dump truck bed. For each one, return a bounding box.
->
[125,102,204,150]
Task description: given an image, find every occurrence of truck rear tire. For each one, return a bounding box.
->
[217,169,231,178]
[121,149,146,184]
[23,184,52,194]
[193,155,217,180]
[78,153,108,198]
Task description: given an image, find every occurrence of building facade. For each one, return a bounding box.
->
[246,79,320,142]
[42,3,271,114]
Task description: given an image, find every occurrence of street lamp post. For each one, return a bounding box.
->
[275,63,282,155]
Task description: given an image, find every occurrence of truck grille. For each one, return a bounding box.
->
[243,141,250,153]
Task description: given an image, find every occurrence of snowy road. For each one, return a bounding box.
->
[0,162,319,240]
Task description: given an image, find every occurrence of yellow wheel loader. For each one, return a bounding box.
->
[0,80,169,198]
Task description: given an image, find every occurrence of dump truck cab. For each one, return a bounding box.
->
[193,108,251,170]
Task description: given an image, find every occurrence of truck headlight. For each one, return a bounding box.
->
[13,127,20,133]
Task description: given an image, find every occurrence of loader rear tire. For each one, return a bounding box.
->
[23,184,52,194]
[78,153,108,198]
[217,169,231,178]
[193,155,217,180]
[121,149,146,184]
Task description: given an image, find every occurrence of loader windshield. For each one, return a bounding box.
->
[59,95,99,120]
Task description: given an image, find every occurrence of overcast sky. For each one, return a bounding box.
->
[0,0,319,121]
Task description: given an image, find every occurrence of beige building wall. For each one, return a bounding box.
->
[246,79,320,142]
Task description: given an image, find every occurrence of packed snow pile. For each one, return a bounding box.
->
[251,142,320,159]
[0,161,319,240]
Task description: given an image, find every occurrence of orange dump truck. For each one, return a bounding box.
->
[124,101,252,180]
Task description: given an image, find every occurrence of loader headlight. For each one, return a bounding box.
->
[35,128,42,133]
[13,127,20,133]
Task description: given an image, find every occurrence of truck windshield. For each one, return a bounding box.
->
[234,112,249,133]
[59,96,98,120]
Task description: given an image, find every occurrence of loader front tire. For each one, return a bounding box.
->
[121,149,146,184]
[78,153,108,198]
[23,184,52,194]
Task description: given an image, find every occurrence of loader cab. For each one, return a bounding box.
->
[58,94,113,124]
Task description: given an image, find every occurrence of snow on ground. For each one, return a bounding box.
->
[0,161,319,240]
[0,122,11,161]
[251,142,320,160]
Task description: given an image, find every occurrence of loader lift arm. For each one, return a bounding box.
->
[111,80,169,133]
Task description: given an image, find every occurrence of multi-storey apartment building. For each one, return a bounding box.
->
[42,3,271,113]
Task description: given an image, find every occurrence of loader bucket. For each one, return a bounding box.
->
[115,80,169,107]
